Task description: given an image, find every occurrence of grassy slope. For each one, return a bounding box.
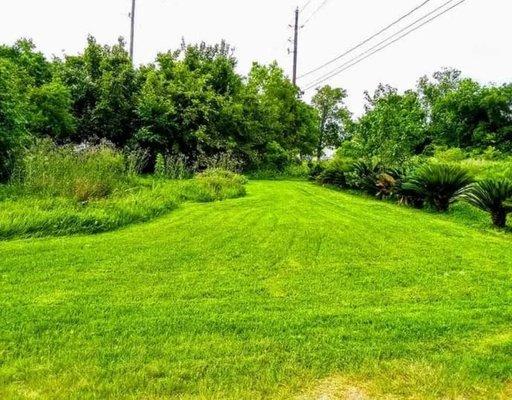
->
[0,175,246,240]
[1,181,512,399]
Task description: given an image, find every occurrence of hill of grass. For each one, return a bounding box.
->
[1,181,511,399]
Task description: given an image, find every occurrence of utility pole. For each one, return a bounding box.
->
[129,0,136,61]
[292,6,299,86]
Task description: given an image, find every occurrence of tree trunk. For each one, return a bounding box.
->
[434,196,450,212]
[317,112,327,161]
[492,209,507,228]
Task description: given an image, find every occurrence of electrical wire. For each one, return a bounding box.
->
[300,0,315,12]
[298,0,433,79]
[303,0,466,91]
[302,0,331,27]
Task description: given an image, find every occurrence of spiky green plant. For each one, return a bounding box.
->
[349,160,383,195]
[404,163,473,212]
[457,179,512,228]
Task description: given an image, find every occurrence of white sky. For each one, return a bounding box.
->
[1,0,510,114]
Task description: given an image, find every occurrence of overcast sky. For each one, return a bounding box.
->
[1,0,510,114]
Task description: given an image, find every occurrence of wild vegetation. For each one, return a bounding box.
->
[0,37,323,181]
[0,140,246,240]
[1,38,511,232]
[1,35,512,399]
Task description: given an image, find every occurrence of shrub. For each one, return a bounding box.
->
[194,151,243,173]
[347,160,383,194]
[155,153,166,177]
[316,168,347,187]
[125,147,150,176]
[404,163,473,212]
[375,172,398,200]
[154,153,194,179]
[433,147,467,162]
[308,162,325,181]
[14,139,127,201]
[188,168,247,202]
[315,158,354,187]
[457,179,512,228]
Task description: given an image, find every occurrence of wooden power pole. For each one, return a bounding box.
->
[292,7,299,86]
[129,0,136,61]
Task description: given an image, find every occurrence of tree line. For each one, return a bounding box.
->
[0,37,341,181]
[341,69,512,163]
[1,36,511,182]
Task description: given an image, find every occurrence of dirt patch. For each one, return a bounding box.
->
[297,375,370,400]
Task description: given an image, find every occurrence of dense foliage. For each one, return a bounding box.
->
[341,69,512,164]
[457,179,512,227]
[0,38,323,181]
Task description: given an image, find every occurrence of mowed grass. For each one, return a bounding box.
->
[1,181,512,399]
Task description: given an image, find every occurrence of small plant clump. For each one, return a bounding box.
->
[13,139,128,202]
[457,179,512,227]
[403,163,473,212]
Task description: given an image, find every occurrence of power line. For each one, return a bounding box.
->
[303,0,466,92]
[298,0,433,79]
[304,0,459,86]
[302,0,331,27]
[300,0,315,12]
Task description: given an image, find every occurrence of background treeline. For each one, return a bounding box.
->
[315,69,512,228]
[341,68,512,163]
[0,37,322,182]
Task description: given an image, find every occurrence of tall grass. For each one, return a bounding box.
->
[13,140,128,201]
[186,168,247,202]
[0,141,248,240]
[0,172,248,240]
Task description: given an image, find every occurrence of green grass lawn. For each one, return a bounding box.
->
[1,181,512,399]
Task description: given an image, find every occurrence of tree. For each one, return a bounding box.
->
[28,79,75,139]
[347,84,426,164]
[418,69,512,150]
[55,36,138,145]
[0,39,52,86]
[0,59,29,181]
[311,85,349,160]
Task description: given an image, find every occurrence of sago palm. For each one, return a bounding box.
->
[457,179,512,228]
[404,164,473,212]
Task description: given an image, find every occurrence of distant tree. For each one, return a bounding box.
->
[418,69,512,150]
[0,39,52,86]
[55,36,138,145]
[311,85,350,160]
[28,79,75,139]
[347,84,427,164]
[0,59,29,181]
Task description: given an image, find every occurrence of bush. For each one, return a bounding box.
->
[194,151,243,173]
[375,172,398,200]
[404,163,473,212]
[433,147,467,162]
[187,168,247,202]
[347,160,383,194]
[315,157,354,187]
[457,179,512,227]
[316,167,347,187]
[154,152,192,179]
[308,162,325,181]
[14,139,127,201]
